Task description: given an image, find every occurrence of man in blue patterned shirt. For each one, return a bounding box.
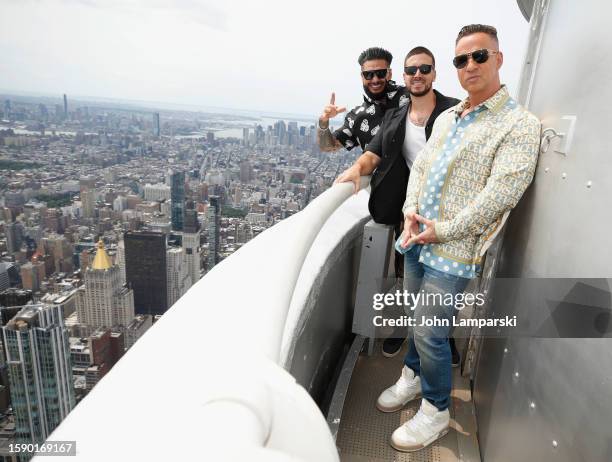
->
[375,25,541,452]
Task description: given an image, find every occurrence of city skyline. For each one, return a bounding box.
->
[0,85,338,455]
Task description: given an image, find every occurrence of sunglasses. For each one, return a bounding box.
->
[404,64,433,75]
[453,49,499,69]
[361,69,389,80]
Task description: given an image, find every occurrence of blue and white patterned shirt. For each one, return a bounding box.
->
[401,86,540,279]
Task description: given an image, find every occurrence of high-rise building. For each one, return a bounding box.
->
[113,195,127,212]
[0,289,33,309]
[242,127,249,146]
[125,315,152,350]
[38,103,48,121]
[181,231,201,286]
[240,160,252,183]
[166,247,191,308]
[44,208,67,234]
[274,120,287,144]
[0,264,10,292]
[170,170,185,232]
[70,328,122,392]
[2,304,75,446]
[81,189,96,219]
[144,183,171,202]
[76,241,134,331]
[207,196,220,270]
[3,99,11,120]
[63,93,68,119]
[6,221,24,254]
[20,260,45,292]
[124,231,168,316]
[152,112,160,137]
[116,240,126,284]
[79,176,96,193]
[183,202,199,234]
[182,203,201,286]
[39,234,74,274]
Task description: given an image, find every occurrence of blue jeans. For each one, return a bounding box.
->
[403,245,469,411]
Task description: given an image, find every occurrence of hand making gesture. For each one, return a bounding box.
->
[319,92,346,128]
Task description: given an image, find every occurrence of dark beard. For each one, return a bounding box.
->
[363,83,389,101]
[409,82,432,98]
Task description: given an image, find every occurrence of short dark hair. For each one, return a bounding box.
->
[404,46,435,67]
[358,47,393,67]
[456,24,498,45]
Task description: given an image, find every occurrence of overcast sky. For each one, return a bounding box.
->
[0,0,530,117]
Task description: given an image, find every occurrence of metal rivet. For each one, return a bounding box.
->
[552,440,558,448]
[562,173,567,179]
[504,348,508,353]
[544,167,549,173]
[514,371,520,378]
[586,181,592,188]
[530,402,536,409]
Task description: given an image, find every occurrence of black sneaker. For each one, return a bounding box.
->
[382,337,405,357]
[450,337,460,368]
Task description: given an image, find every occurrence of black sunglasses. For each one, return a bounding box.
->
[361,69,389,80]
[404,64,433,75]
[453,48,499,69]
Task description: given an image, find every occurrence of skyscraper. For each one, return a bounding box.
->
[39,234,74,274]
[77,241,134,330]
[79,176,96,193]
[20,260,45,292]
[2,304,75,446]
[6,221,24,254]
[81,189,95,219]
[0,288,33,309]
[207,196,220,270]
[240,160,252,183]
[152,112,160,137]
[170,170,185,232]
[166,247,191,308]
[124,231,168,316]
[3,99,11,120]
[0,263,10,292]
[63,93,68,119]
[182,202,201,286]
[116,240,126,284]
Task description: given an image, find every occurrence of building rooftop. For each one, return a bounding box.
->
[90,239,112,270]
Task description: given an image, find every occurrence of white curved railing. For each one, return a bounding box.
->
[36,177,371,461]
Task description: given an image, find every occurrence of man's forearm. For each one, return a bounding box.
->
[354,152,380,176]
[317,119,342,152]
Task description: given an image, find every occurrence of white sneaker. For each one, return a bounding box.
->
[390,398,450,452]
[376,366,422,412]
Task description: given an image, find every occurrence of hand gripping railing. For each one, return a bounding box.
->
[37,177,370,462]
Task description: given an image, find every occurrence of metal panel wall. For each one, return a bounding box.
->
[474,1,612,461]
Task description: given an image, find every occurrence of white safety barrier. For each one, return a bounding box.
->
[36,177,370,461]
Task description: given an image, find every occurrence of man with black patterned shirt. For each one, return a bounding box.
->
[317,47,408,152]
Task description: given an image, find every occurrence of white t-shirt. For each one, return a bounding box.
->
[402,116,427,169]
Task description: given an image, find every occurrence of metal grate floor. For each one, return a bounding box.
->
[336,341,481,462]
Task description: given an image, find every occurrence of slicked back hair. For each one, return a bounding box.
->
[404,46,436,67]
[358,47,393,67]
[456,24,499,46]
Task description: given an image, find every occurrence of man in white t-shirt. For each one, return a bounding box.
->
[335,46,460,358]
